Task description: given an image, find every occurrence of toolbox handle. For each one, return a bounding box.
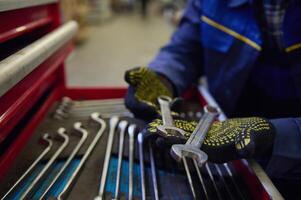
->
[0,20,78,97]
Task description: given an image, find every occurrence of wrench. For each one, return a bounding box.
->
[113,120,128,200]
[138,133,146,200]
[149,142,159,200]
[21,129,69,199]
[94,116,119,200]
[60,97,124,108]
[39,122,88,200]
[128,124,136,200]
[1,134,53,200]
[56,113,106,200]
[156,96,186,137]
[171,105,219,167]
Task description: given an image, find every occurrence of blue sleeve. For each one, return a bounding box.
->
[266,118,301,180]
[148,0,203,95]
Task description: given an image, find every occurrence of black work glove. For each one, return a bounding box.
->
[145,117,276,163]
[124,67,174,120]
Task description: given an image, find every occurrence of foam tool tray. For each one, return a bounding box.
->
[0,98,251,200]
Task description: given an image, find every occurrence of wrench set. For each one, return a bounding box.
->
[0,97,252,200]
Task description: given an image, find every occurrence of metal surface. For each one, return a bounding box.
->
[193,160,209,200]
[113,121,128,200]
[94,116,119,200]
[1,134,53,200]
[0,0,57,12]
[128,125,136,200]
[148,142,159,200]
[214,164,234,200]
[171,105,219,167]
[21,128,69,199]
[39,122,88,200]
[183,157,196,199]
[157,96,186,137]
[198,85,283,199]
[0,21,78,97]
[138,133,146,200]
[57,113,106,200]
[60,97,124,108]
[205,163,222,200]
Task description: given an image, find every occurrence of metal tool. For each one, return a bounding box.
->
[205,163,222,200]
[171,105,219,167]
[156,95,186,137]
[1,134,53,200]
[193,159,209,200]
[182,157,197,199]
[60,97,124,108]
[39,122,88,200]
[113,120,128,200]
[128,124,136,200]
[20,129,69,199]
[94,116,119,200]
[149,142,159,200]
[138,133,146,200]
[54,108,131,119]
[223,163,245,200]
[57,113,106,200]
[214,164,234,200]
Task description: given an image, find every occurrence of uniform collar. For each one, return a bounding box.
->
[228,0,249,7]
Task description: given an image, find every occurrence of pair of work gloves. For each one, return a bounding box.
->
[124,67,275,163]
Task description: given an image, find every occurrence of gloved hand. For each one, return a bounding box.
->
[145,117,276,163]
[124,67,174,120]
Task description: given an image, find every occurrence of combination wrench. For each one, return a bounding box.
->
[60,97,124,108]
[128,124,136,200]
[149,142,159,200]
[113,120,128,200]
[138,133,146,200]
[20,129,69,199]
[1,134,53,200]
[156,96,186,137]
[56,113,106,200]
[39,122,88,199]
[94,116,119,200]
[171,105,219,199]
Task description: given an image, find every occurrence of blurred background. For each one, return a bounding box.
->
[63,0,187,87]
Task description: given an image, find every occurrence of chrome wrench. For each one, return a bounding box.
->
[171,105,219,167]
[94,116,119,200]
[138,133,146,200]
[149,142,159,200]
[128,124,136,200]
[20,129,69,199]
[39,122,88,199]
[113,120,128,200]
[1,134,53,200]
[57,113,106,200]
[156,95,186,137]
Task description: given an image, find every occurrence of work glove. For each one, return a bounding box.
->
[145,117,275,163]
[124,66,174,120]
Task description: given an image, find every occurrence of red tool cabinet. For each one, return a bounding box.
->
[0,1,283,199]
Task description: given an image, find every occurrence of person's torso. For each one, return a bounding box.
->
[197,0,301,116]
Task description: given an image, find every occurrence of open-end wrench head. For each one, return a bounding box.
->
[204,105,220,115]
[157,125,186,138]
[171,144,208,167]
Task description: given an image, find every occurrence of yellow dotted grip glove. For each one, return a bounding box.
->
[124,67,173,120]
[146,117,275,163]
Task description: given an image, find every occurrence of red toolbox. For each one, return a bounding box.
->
[0,1,283,199]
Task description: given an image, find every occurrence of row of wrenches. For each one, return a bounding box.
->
[2,97,245,200]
